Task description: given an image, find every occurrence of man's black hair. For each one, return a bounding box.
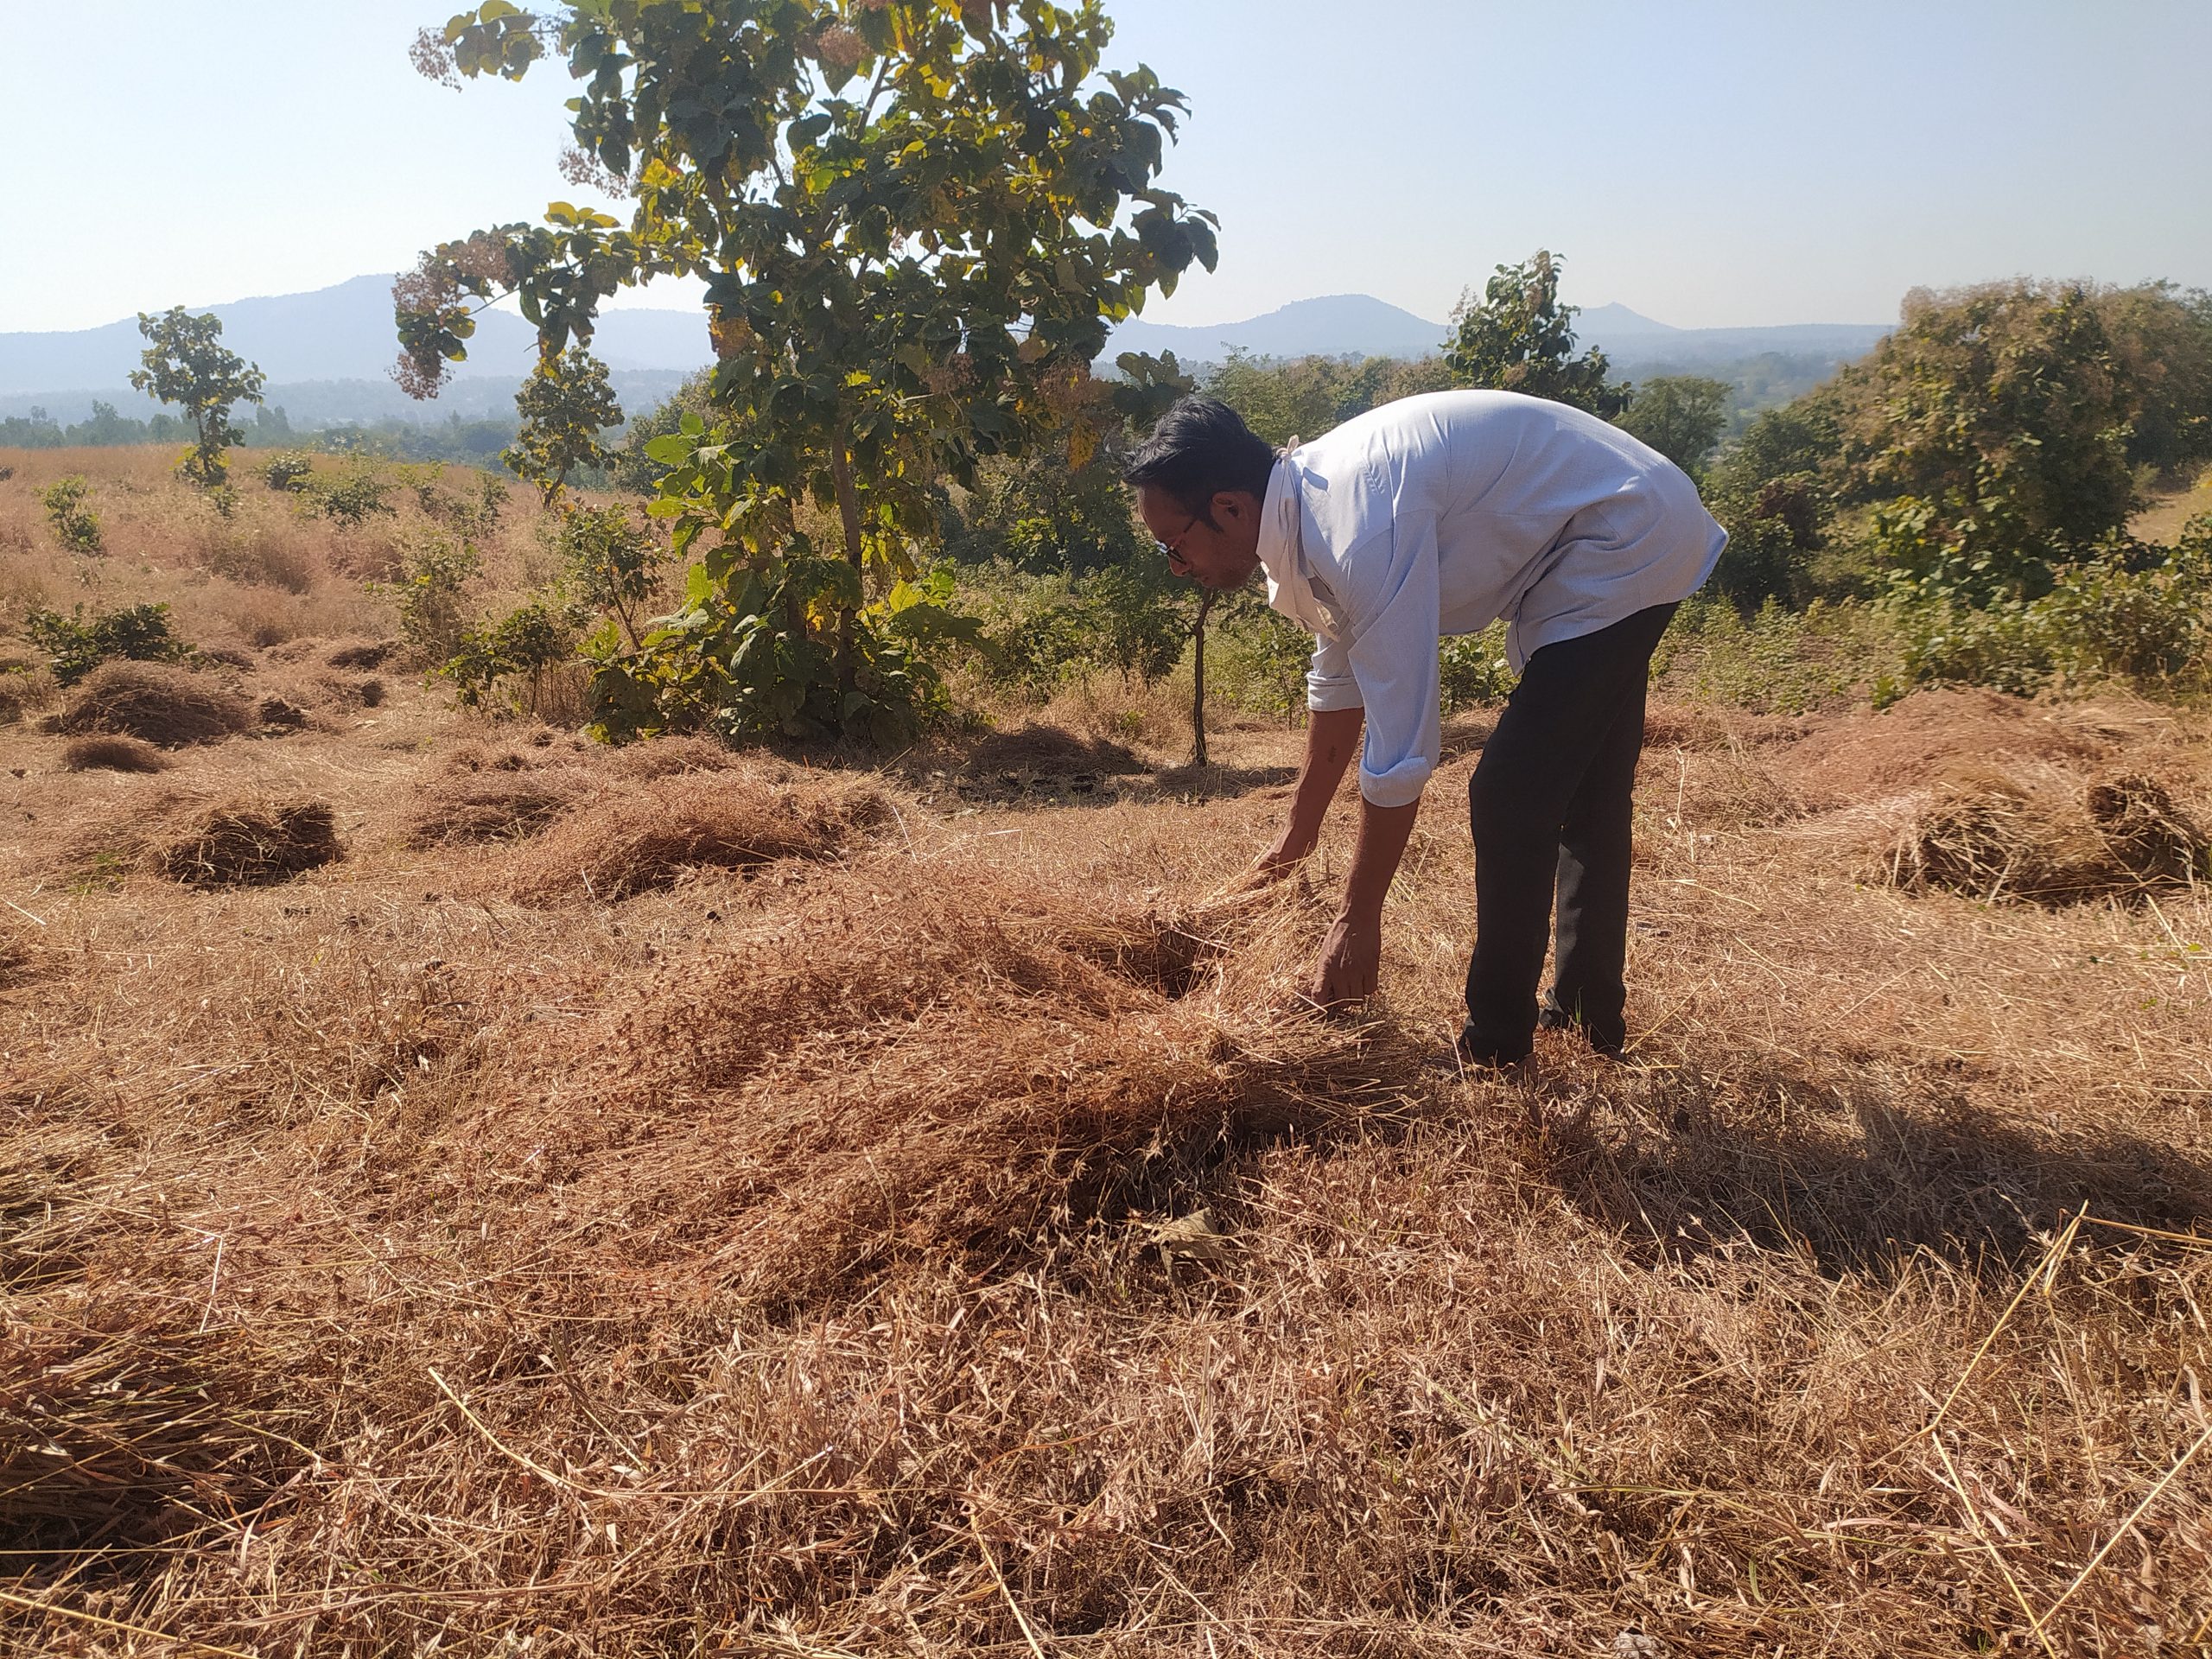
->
[1122,394,1276,520]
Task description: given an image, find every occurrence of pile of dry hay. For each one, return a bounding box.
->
[401,766,585,847]
[60,733,168,773]
[452,870,1395,1307]
[490,766,893,903]
[56,661,254,747]
[1889,767,2209,906]
[151,798,343,887]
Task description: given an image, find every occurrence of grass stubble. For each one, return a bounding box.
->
[2,455,2210,1656]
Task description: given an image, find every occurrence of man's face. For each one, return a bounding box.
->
[1135,485,1264,591]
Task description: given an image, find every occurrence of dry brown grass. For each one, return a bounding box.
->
[1891,766,2209,906]
[493,766,893,903]
[60,733,169,773]
[147,798,344,887]
[4,473,2212,1655]
[56,660,255,747]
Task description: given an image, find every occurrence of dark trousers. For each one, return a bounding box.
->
[1459,601,1678,1060]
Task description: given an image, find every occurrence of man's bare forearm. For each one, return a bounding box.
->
[1307,791,1421,1003]
[1339,796,1419,920]
[1263,705,1363,868]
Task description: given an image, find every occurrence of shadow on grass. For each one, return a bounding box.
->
[1531,1055,2212,1276]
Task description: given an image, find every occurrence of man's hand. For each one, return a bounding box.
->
[1232,834,1314,892]
[1308,906,1382,1007]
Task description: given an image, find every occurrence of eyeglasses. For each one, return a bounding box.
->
[1154,514,1200,572]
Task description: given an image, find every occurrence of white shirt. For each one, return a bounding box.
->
[1255,390,1726,807]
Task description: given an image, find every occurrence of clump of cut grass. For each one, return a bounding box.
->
[326,639,396,670]
[963,721,1148,778]
[1888,766,2209,906]
[601,734,744,779]
[152,798,343,887]
[467,872,1391,1306]
[61,733,170,773]
[402,769,583,847]
[57,660,253,747]
[0,1292,306,1554]
[493,767,892,903]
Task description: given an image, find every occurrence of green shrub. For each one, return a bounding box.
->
[1439,624,1516,710]
[25,602,190,686]
[41,476,103,554]
[557,503,666,645]
[263,452,315,492]
[441,599,584,713]
[1205,604,1317,717]
[300,470,396,530]
[584,557,968,747]
[1653,595,1908,714]
[959,556,1194,694]
[1894,516,2212,693]
[380,532,482,666]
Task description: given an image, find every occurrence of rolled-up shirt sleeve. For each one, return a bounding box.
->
[1344,517,1443,807]
[1305,631,1363,712]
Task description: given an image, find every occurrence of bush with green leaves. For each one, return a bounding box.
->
[557,503,667,647]
[412,467,510,537]
[25,602,189,686]
[583,558,969,747]
[440,599,584,713]
[262,451,315,492]
[300,470,397,531]
[1895,514,2212,694]
[1439,625,1516,710]
[1652,595,1909,714]
[381,532,483,667]
[41,476,103,553]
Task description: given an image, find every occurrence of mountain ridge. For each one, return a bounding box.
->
[1,276,1893,421]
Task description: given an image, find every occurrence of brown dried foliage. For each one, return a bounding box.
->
[3,655,2210,1655]
[150,799,343,887]
[1892,768,2209,906]
[60,733,169,773]
[493,767,893,903]
[57,661,254,747]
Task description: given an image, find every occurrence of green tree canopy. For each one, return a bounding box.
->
[1442,250,1627,420]
[1203,349,1455,448]
[1618,374,1731,475]
[397,0,1215,744]
[504,346,623,505]
[129,307,266,487]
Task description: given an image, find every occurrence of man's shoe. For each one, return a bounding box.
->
[1452,1031,1531,1071]
[1540,1000,1625,1058]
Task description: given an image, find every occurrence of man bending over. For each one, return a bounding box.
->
[1123,391,1725,1065]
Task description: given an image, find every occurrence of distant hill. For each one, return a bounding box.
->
[1572,302,1891,370]
[0,275,1891,428]
[0,274,715,416]
[1108,295,1890,373]
[1107,295,1452,364]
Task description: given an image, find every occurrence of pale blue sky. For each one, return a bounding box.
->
[5,0,2207,335]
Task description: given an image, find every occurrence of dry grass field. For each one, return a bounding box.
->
[3,451,2211,1656]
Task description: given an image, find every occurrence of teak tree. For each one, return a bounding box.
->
[504,346,623,505]
[130,308,266,488]
[1443,250,1628,421]
[397,0,1215,743]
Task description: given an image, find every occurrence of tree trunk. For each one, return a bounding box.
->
[828,440,865,708]
[1190,590,1214,768]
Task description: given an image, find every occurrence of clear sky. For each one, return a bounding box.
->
[4,0,2207,335]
